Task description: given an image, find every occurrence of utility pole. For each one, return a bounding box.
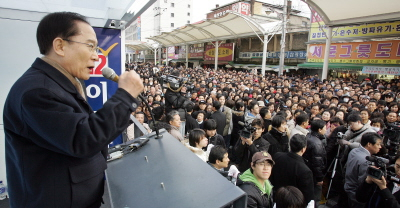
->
[278,0,290,76]
[153,1,166,66]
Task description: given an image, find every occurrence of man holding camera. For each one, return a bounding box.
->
[356,154,400,208]
[164,70,191,114]
[340,113,376,149]
[235,119,270,173]
[345,132,383,208]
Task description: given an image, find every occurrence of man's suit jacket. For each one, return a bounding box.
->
[4,58,139,207]
[210,110,226,136]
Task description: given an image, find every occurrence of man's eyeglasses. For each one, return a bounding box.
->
[63,39,100,53]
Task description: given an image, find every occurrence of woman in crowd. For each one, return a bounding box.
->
[360,109,371,127]
[185,128,209,162]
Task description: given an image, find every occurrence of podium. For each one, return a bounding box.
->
[105,129,247,208]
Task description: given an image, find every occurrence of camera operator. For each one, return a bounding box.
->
[345,132,383,208]
[235,119,270,173]
[162,70,192,134]
[163,70,191,114]
[356,154,400,208]
[339,112,376,149]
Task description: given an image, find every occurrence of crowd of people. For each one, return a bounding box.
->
[127,63,400,208]
[5,10,400,207]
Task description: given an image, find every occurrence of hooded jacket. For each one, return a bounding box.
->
[238,169,273,208]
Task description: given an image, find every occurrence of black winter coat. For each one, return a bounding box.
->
[270,152,314,204]
[235,136,270,173]
[356,178,400,208]
[209,110,226,136]
[164,88,189,113]
[231,110,244,147]
[238,181,273,208]
[185,113,199,134]
[263,128,289,157]
[204,133,226,151]
[303,131,327,183]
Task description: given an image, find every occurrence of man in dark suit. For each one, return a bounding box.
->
[184,103,199,134]
[210,100,226,136]
[3,12,143,207]
[270,134,314,204]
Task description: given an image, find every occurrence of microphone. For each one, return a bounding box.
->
[366,156,390,164]
[102,67,119,82]
[101,67,162,139]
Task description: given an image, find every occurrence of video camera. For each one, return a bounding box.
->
[383,123,400,158]
[366,155,400,184]
[366,155,389,180]
[159,74,193,92]
[238,121,256,139]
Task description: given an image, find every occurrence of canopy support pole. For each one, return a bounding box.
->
[214,41,219,71]
[186,44,189,68]
[261,35,269,77]
[154,48,157,66]
[322,27,332,80]
[278,0,288,76]
[165,47,168,66]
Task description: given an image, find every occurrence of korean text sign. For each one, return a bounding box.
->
[204,43,234,61]
[307,40,400,64]
[310,11,400,41]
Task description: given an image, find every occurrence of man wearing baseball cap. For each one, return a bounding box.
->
[238,151,274,207]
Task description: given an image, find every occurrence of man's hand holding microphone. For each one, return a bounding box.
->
[102,67,144,98]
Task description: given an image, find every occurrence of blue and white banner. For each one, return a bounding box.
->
[362,66,400,75]
[84,27,123,146]
[239,51,307,59]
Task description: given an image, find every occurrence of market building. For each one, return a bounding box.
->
[127,0,310,74]
[299,10,400,80]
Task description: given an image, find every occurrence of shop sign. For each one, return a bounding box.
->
[204,43,234,61]
[206,2,251,19]
[168,46,179,59]
[310,11,400,41]
[239,51,306,59]
[189,52,203,58]
[362,66,400,75]
[307,40,400,64]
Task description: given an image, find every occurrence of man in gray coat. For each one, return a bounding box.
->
[345,132,382,208]
[340,113,376,149]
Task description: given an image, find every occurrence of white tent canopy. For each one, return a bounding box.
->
[147,11,281,74]
[147,11,281,47]
[304,0,400,27]
[126,41,154,51]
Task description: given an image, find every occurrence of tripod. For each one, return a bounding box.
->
[325,141,344,200]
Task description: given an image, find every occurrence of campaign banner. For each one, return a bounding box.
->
[362,66,400,75]
[310,10,400,41]
[307,40,400,65]
[239,51,307,59]
[204,43,234,61]
[168,46,179,59]
[84,27,122,146]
